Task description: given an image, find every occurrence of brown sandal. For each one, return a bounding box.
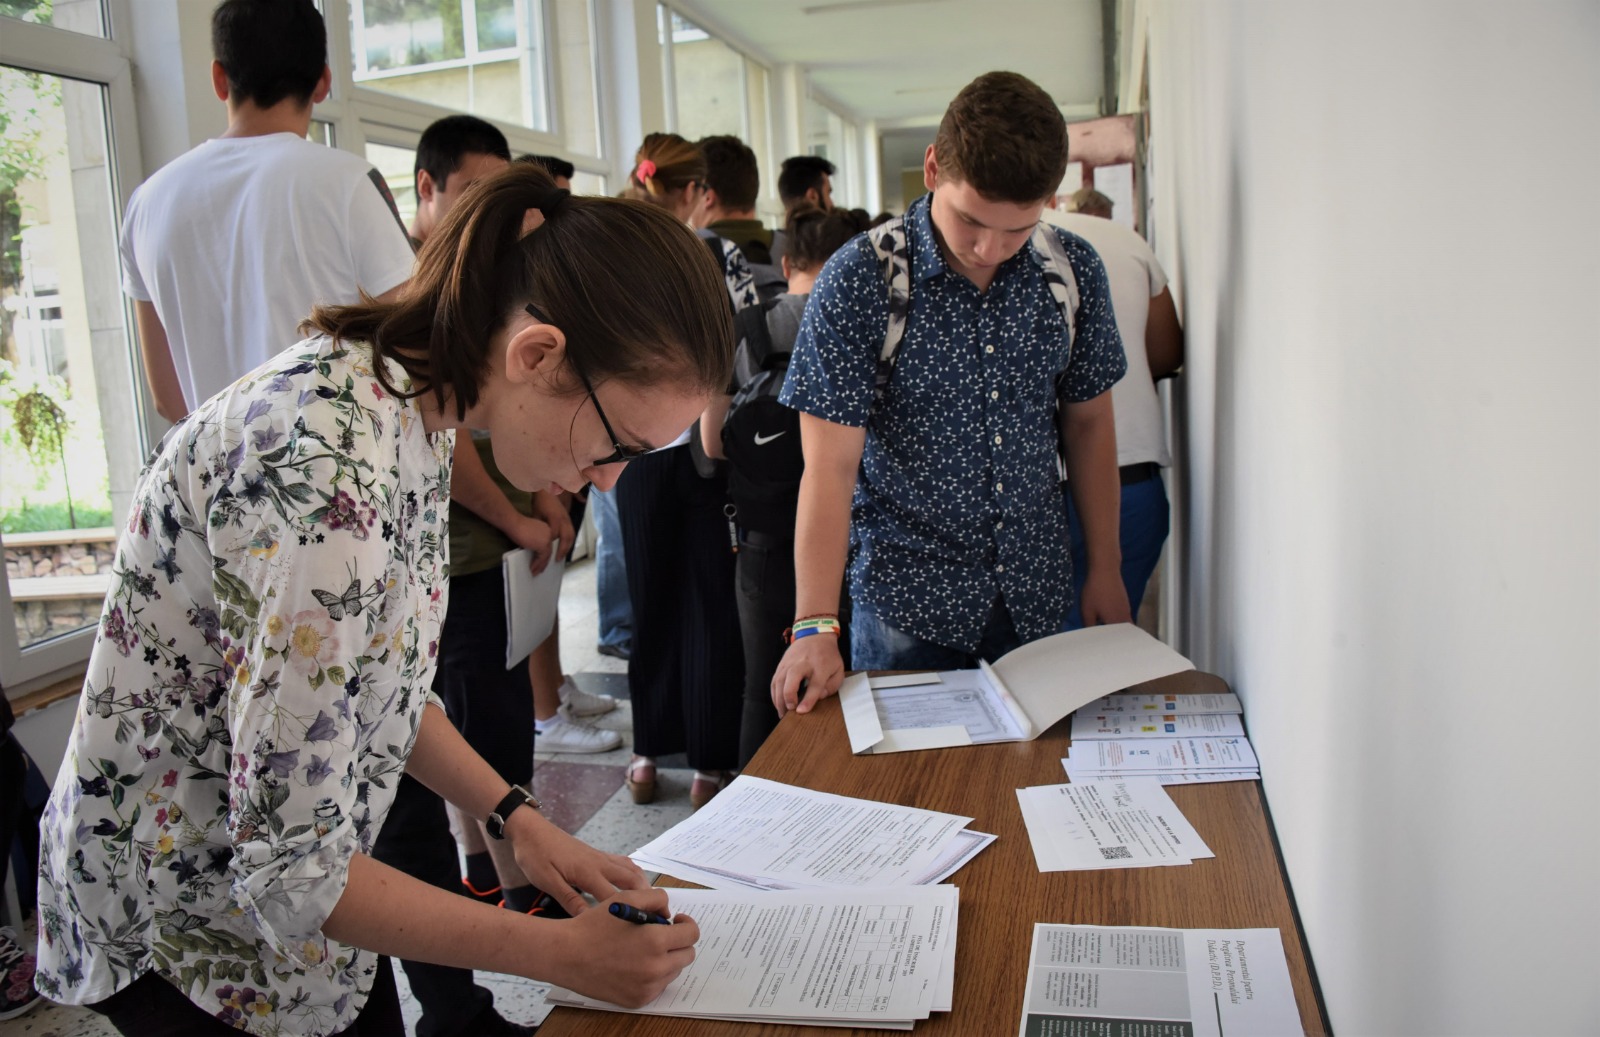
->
[690,770,731,810]
[626,757,656,805]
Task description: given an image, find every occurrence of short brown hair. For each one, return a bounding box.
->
[697,135,760,211]
[785,204,868,274]
[306,163,732,418]
[933,71,1068,204]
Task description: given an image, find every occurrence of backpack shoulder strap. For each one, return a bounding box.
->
[1029,223,1080,355]
[868,216,912,403]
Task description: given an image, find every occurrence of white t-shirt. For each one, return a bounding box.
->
[120,132,416,409]
[1048,211,1172,467]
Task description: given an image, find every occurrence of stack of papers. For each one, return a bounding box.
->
[1064,690,1261,785]
[548,885,958,1030]
[632,776,994,890]
[1017,923,1302,1037]
[1016,778,1214,871]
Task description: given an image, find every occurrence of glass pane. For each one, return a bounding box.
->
[476,0,518,50]
[0,0,106,38]
[2,65,141,650]
[550,0,599,158]
[308,120,335,147]
[805,94,832,160]
[569,170,605,197]
[361,0,466,70]
[351,0,548,131]
[670,13,744,142]
[745,59,769,202]
[364,140,417,228]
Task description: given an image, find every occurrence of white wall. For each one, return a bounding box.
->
[1147,2,1599,1033]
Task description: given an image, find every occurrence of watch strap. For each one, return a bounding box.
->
[485,784,541,840]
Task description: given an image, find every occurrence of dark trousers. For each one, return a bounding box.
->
[616,446,744,771]
[368,776,494,1037]
[734,531,852,767]
[90,955,403,1036]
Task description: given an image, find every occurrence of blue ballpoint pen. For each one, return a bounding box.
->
[609,901,672,926]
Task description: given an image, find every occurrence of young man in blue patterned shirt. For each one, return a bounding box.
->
[771,71,1130,716]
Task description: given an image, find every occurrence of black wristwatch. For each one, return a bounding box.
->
[485,784,542,840]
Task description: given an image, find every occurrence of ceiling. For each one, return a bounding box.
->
[671,0,1114,126]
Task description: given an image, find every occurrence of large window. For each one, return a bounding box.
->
[350,0,550,131]
[364,140,419,226]
[658,5,776,209]
[661,9,743,142]
[549,0,600,160]
[0,11,145,690]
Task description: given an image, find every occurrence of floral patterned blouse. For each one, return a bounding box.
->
[35,336,453,1035]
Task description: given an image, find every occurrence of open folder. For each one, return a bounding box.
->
[839,623,1194,754]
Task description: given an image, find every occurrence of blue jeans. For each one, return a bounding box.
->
[589,485,633,650]
[851,596,1022,670]
[1064,468,1171,630]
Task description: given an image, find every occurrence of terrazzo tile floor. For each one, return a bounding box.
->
[9,557,698,1036]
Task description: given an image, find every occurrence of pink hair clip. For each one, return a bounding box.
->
[635,159,657,181]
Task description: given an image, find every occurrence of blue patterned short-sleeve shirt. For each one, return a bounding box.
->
[780,194,1126,651]
[34,336,453,1035]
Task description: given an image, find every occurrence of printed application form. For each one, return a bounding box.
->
[546,886,959,1028]
[631,776,993,890]
[1016,779,1214,871]
[1017,924,1301,1037]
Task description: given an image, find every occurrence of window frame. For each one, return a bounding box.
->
[341,0,555,137]
[0,3,148,694]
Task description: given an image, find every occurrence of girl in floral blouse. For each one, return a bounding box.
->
[35,163,732,1036]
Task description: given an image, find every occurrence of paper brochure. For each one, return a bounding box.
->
[1017,924,1301,1037]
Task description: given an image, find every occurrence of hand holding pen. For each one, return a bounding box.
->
[610,901,672,926]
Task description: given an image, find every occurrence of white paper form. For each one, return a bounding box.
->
[631,776,978,890]
[1064,765,1260,786]
[639,828,996,893]
[1016,924,1302,1037]
[547,886,959,1027]
[1071,711,1246,740]
[1068,737,1259,774]
[1085,691,1242,715]
[501,545,564,669]
[872,669,1029,743]
[1015,780,1213,872]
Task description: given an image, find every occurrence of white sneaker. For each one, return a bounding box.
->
[536,714,622,753]
[559,677,618,717]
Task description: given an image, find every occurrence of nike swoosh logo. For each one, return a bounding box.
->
[753,431,787,445]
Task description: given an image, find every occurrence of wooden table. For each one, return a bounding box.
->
[540,671,1329,1036]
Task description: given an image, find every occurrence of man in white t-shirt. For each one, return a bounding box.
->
[118,0,414,422]
[1049,192,1185,626]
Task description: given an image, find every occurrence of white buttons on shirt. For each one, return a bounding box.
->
[996,482,1004,493]
[994,434,1003,445]
[985,344,995,354]
[996,563,1006,573]
[990,390,1000,400]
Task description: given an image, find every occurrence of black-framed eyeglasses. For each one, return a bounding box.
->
[525,303,649,468]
